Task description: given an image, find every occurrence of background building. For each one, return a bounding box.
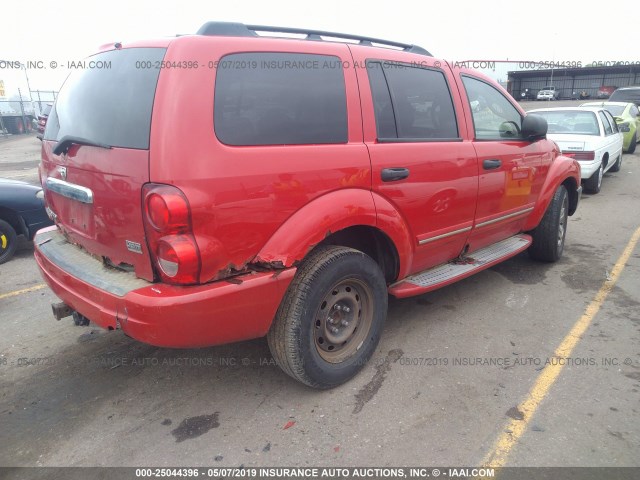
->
[507,64,640,100]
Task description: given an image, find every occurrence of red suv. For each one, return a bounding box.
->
[35,22,581,388]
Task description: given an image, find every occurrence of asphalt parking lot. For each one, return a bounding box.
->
[0,111,639,468]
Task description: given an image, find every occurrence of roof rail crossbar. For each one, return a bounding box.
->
[196,22,432,57]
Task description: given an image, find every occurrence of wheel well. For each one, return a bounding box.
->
[561,178,579,216]
[601,153,609,168]
[0,208,26,237]
[319,226,399,283]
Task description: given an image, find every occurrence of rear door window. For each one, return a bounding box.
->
[44,48,166,149]
[603,111,619,133]
[367,61,458,141]
[214,53,348,146]
[599,112,613,135]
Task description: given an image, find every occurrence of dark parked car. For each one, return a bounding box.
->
[0,178,53,263]
[609,86,640,107]
[518,88,537,100]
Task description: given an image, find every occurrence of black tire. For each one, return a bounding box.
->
[627,133,637,154]
[584,162,603,194]
[610,154,622,173]
[528,185,569,263]
[267,245,387,389]
[0,219,18,264]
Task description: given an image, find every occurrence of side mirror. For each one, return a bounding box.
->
[521,114,547,141]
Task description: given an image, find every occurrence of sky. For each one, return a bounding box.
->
[1,0,637,94]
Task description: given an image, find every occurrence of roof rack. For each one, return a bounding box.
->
[196,22,432,57]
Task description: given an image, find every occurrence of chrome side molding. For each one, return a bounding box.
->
[45,177,94,204]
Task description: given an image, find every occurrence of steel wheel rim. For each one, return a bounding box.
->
[314,278,374,364]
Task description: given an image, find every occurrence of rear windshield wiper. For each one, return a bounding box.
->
[53,135,112,156]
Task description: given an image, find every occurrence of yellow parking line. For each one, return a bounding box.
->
[482,226,640,468]
[0,284,47,301]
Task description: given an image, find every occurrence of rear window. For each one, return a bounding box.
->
[214,53,348,146]
[601,105,625,116]
[44,48,166,149]
[532,110,599,135]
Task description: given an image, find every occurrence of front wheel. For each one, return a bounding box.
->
[528,185,569,262]
[267,245,388,389]
[0,219,18,264]
[584,162,603,194]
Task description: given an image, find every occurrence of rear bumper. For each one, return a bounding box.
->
[578,159,601,180]
[34,226,295,348]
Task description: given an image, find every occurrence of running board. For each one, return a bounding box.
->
[389,234,532,298]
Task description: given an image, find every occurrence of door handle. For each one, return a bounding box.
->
[483,159,502,170]
[381,168,410,182]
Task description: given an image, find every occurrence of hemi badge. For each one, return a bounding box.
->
[125,240,143,254]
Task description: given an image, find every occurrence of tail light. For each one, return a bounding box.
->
[562,151,595,161]
[142,184,201,285]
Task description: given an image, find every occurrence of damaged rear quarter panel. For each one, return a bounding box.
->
[254,188,379,267]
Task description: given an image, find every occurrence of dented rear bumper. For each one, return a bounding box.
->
[34,226,295,348]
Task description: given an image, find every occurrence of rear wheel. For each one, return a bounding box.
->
[267,245,387,388]
[528,185,569,262]
[628,133,637,154]
[584,163,603,194]
[610,154,622,173]
[0,219,18,264]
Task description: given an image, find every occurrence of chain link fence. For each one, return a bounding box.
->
[0,90,58,137]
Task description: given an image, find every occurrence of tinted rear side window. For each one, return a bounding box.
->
[214,53,347,146]
[367,61,458,140]
[44,48,166,149]
[366,62,397,139]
